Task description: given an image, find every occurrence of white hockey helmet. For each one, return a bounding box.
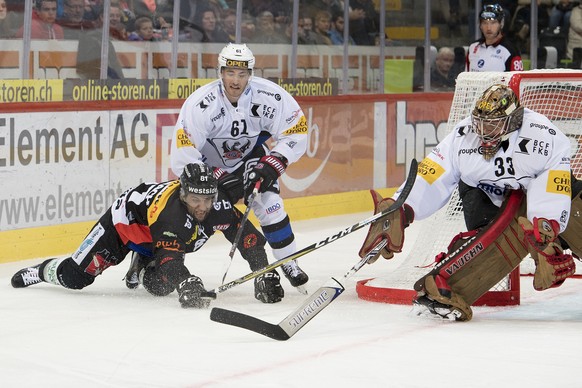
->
[217,43,255,74]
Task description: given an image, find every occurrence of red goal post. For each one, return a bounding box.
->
[357,69,582,306]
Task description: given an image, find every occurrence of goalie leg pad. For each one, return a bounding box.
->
[415,191,528,309]
[557,190,582,258]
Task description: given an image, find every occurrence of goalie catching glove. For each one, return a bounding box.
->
[244,153,287,201]
[518,216,576,291]
[177,276,217,308]
[359,190,414,263]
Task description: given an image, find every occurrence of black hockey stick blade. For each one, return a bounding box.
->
[210,241,388,340]
[210,307,291,340]
[210,278,345,341]
[211,159,418,295]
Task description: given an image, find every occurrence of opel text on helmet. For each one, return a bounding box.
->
[217,43,255,74]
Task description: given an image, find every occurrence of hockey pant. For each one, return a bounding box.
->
[45,209,132,289]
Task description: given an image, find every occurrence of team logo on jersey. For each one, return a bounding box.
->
[211,108,226,122]
[547,170,571,195]
[282,115,308,136]
[243,233,258,249]
[156,239,182,251]
[477,182,505,197]
[85,249,113,276]
[286,109,302,124]
[418,158,444,184]
[221,139,252,160]
[477,59,485,68]
[251,103,261,117]
[176,128,194,148]
[257,89,281,100]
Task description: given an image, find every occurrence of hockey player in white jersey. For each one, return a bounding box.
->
[170,43,309,291]
[359,84,577,321]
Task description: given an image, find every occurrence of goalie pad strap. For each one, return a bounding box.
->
[557,191,582,258]
[415,190,528,306]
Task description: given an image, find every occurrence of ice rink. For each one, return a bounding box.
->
[2,211,581,388]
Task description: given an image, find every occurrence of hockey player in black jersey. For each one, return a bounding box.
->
[11,163,284,307]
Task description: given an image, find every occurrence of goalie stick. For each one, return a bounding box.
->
[220,181,261,285]
[209,158,418,295]
[210,240,388,340]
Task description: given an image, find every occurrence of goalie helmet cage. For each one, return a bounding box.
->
[357,69,582,306]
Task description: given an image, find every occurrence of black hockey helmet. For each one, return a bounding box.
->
[179,163,218,198]
[480,4,504,23]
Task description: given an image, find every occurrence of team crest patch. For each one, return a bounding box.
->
[546,170,571,195]
[418,158,445,185]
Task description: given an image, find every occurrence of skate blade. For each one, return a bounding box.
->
[295,285,308,295]
[411,302,457,321]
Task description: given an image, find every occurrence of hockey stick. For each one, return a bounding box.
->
[220,181,261,285]
[209,158,418,295]
[210,239,388,340]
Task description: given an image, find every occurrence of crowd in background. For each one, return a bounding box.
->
[0,0,382,45]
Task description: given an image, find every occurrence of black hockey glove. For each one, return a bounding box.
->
[245,154,287,201]
[177,276,216,308]
[214,168,244,204]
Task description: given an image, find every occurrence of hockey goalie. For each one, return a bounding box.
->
[359,84,579,321]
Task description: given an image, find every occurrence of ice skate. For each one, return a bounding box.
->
[11,264,44,288]
[281,260,309,294]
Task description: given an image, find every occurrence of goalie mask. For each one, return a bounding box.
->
[471,84,524,160]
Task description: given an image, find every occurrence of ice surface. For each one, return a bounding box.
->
[1,212,581,387]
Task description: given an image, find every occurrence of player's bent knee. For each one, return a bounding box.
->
[142,266,175,296]
[58,258,95,289]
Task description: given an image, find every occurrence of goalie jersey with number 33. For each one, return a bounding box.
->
[401,108,572,231]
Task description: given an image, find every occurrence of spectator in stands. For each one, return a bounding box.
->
[328,11,355,45]
[467,3,523,72]
[349,0,380,45]
[0,0,20,38]
[312,10,332,45]
[301,0,344,19]
[222,8,236,42]
[549,0,579,33]
[251,10,287,44]
[567,3,582,59]
[241,13,256,43]
[57,0,96,39]
[431,47,456,91]
[191,8,229,42]
[16,0,64,39]
[128,15,160,41]
[76,3,125,79]
[511,0,551,54]
[299,15,317,44]
[108,2,128,40]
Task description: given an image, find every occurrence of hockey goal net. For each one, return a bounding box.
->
[357,69,582,306]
